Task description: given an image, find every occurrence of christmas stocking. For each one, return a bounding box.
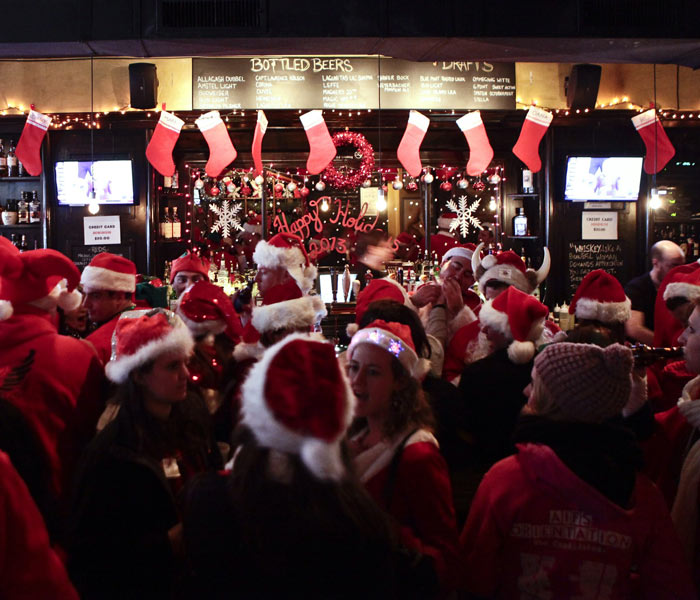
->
[196,111,237,177]
[457,111,494,176]
[300,110,336,174]
[512,106,553,173]
[252,110,268,176]
[15,110,52,176]
[146,110,184,177]
[397,110,430,177]
[632,109,676,174]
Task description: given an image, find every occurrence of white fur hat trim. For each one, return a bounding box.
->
[252,295,327,334]
[253,241,317,294]
[81,265,136,293]
[574,296,631,323]
[664,282,700,303]
[348,326,430,381]
[0,299,13,320]
[240,332,355,481]
[478,263,531,294]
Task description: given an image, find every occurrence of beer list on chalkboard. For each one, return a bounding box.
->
[567,241,626,299]
[192,57,516,111]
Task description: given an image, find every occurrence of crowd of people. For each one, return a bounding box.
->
[2,227,700,599]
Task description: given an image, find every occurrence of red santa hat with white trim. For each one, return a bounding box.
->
[472,242,550,294]
[105,308,194,384]
[478,285,549,364]
[347,277,413,336]
[442,242,481,265]
[170,250,210,284]
[80,252,137,292]
[253,232,317,294]
[569,269,631,324]
[240,333,355,481]
[177,280,242,343]
[242,212,263,236]
[0,237,83,320]
[252,279,327,335]
[437,211,457,231]
[663,264,700,303]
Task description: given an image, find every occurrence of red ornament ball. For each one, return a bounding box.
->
[210,186,220,196]
[473,180,486,192]
[274,182,284,193]
[440,181,453,192]
[406,181,418,192]
[241,185,252,196]
[300,187,310,198]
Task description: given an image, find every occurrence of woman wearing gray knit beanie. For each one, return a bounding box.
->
[459,342,694,599]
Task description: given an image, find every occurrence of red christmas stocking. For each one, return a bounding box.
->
[300,110,336,174]
[15,110,52,176]
[196,111,237,177]
[632,109,676,174]
[252,110,268,176]
[397,110,430,177]
[512,107,553,173]
[457,111,494,176]
[146,110,184,177]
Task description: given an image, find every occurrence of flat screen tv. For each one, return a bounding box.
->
[564,156,643,202]
[55,160,134,205]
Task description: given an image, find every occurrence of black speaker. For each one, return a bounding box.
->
[129,63,158,109]
[565,64,601,110]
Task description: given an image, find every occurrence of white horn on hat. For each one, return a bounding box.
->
[536,247,551,285]
[472,242,485,275]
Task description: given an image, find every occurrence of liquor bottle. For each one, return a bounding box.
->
[0,139,8,177]
[160,208,172,239]
[519,245,527,265]
[29,191,40,223]
[33,239,38,250]
[171,170,179,189]
[342,264,352,302]
[9,232,17,247]
[18,234,28,252]
[6,140,17,177]
[631,344,684,367]
[513,207,528,236]
[217,258,229,286]
[397,266,404,287]
[17,194,29,224]
[171,206,181,238]
[208,259,218,284]
[521,169,534,194]
[163,175,172,188]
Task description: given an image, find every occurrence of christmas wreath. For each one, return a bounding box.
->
[322,131,375,190]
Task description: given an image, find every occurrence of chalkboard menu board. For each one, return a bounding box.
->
[193,58,515,110]
[567,241,625,298]
[71,244,133,271]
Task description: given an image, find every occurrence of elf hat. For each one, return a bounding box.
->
[81,252,137,293]
[442,243,481,265]
[243,213,263,235]
[105,308,194,384]
[170,250,210,284]
[437,211,457,231]
[241,333,355,481]
[347,278,413,336]
[177,280,242,343]
[569,269,631,324]
[479,285,549,364]
[348,319,431,380]
[253,232,317,294]
[252,279,327,335]
[0,237,83,320]
[472,242,550,294]
[663,264,700,302]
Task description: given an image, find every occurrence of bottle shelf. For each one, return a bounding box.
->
[507,235,539,240]
[0,223,41,228]
[0,176,40,182]
[508,193,539,198]
[158,238,187,244]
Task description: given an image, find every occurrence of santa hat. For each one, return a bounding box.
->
[243,213,263,236]
[472,242,550,294]
[663,264,700,302]
[240,333,355,481]
[253,232,317,294]
[177,280,242,343]
[252,279,327,334]
[0,237,83,320]
[569,269,631,324]
[348,319,431,380]
[442,243,480,265]
[348,277,413,336]
[105,308,194,384]
[170,250,210,284]
[479,285,549,364]
[437,211,457,231]
[80,252,137,293]
[396,231,418,246]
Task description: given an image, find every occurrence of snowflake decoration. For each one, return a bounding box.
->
[388,339,403,358]
[209,200,243,238]
[446,195,483,237]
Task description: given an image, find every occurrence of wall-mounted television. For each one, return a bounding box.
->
[564,156,644,202]
[55,160,134,205]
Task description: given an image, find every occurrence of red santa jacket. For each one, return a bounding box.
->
[353,429,460,593]
[0,451,78,599]
[0,309,104,498]
[460,443,694,599]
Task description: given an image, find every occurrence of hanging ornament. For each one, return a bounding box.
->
[226,182,236,193]
[300,187,310,198]
[315,181,326,192]
[321,131,375,190]
[440,181,453,192]
[362,179,372,188]
[457,178,469,190]
[210,185,220,196]
[194,178,205,190]
[472,179,486,192]
[287,182,297,192]
[406,181,418,192]
[254,175,264,185]
[446,195,483,237]
[209,199,244,238]
[423,172,434,184]
[488,173,502,185]
[392,178,404,190]
[241,185,252,197]
[274,182,284,194]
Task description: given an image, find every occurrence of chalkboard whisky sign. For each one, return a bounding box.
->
[192,57,516,110]
[71,244,133,271]
[567,241,625,298]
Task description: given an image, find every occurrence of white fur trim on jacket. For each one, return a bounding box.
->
[233,341,265,363]
[81,265,136,293]
[664,282,700,302]
[253,241,317,294]
[252,294,327,334]
[105,324,194,384]
[240,332,355,481]
[0,299,13,320]
[574,296,631,324]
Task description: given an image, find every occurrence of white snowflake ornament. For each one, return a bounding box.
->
[209,200,243,238]
[446,195,483,237]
